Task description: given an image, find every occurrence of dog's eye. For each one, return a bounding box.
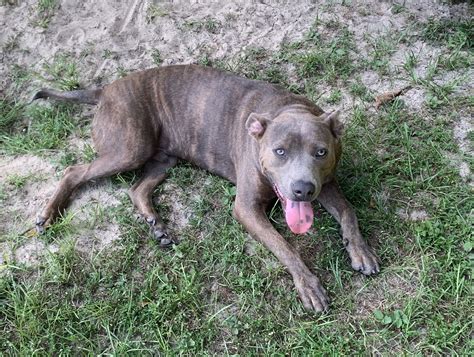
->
[315,148,327,157]
[274,148,286,156]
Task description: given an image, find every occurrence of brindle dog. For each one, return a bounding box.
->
[33,65,379,312]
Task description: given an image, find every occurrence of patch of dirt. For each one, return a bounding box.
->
[0,0,329,95]
[0,154,58,235]
[69,180,126,254]
[351,265,421,317]
[156,182,193,232]
[0,242,13,276]
[453,115,473,156]
[14,237,59,266]
[396,208,430,222]
[0,153,126,260]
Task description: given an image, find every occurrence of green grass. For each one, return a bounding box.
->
[422,18,473,50]
[151,49,163,66]
[0,101,79,154]
[36,0,58,28]
[146,4,168,23]
[295,27,357,82]
[41,54,81,90]
[420,18,474,76]
[1,7,473,355]
[5,173,32,189]
[183,17,221,34]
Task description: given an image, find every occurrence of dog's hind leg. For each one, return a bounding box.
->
[128,152,178,247]
[36,152,150,233]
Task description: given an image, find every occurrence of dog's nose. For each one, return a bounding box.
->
[291,180,315,201]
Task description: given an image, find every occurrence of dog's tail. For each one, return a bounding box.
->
[32,88,102,105]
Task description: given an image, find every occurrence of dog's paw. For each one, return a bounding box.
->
[145,217,178,248]
[293,272,329,312]
[35,216,48,234]
[153,228,179,248]
[347,243,380,276]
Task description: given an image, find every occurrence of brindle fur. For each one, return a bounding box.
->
[34,65,379,312]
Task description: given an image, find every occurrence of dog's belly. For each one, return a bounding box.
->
[159,131,238,184]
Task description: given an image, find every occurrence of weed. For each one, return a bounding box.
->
[1,103,78,154]
[0,186,6,201]
[0,99,24,134]
[3,34,19,51]
[295,28,356,81]
[151,49,163,66]
[36,0,57,28]
[365,32,400,74]
[116,66,128,78]
[42,54,80,90]
[403,50,418,73]
[349,80,373,102]
[327,89,342,104]
[102,49,116,60]
[183,17,221,34]
[146,4,168,23]
[391,3,406,14]
[1,0,19,5]
[422,18,473,50]
[198,54,212,66]
[6,173,31,189]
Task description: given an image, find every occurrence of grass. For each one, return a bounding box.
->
[146,4,168,23]
[41,54,81,90]
[295,27,357,81]
[183,17,221,34]
[1,5,473,356]
[151,49,163,66]
[0,101,79,154]
[36,0,58,28]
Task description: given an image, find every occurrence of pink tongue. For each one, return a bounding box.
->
[284,199,314,234]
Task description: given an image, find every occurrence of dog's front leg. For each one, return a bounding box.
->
[317,179,380,275]
[233,191,329,312]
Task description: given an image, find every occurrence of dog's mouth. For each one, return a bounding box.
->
[273,184,314,234]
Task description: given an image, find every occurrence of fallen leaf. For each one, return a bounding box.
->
[375,86,412,108]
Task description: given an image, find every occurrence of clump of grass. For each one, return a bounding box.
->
[349,80,373,102]
[183,17,221,34]
[364,32,399,74]
[0,99,24,134]
[6,173,31,189]
[116,65,128,78]
[215,47,293,89]
[42,54,80,90]
[36,0,58,28]
[295,28,357,81]
[146,4,168,23]
[151,49,163,66]
[421,76,465,109]
[422,18,473,50]
[1,103,78,154]
[3,34,19,51]
[420,18,473,73]
[326,89,342,104]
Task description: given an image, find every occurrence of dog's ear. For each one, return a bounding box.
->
[246,113,272,139]
[322,110,344,139]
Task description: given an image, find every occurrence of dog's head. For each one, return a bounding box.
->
[246,106,343,233]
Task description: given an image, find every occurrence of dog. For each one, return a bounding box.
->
[33,64,380,312]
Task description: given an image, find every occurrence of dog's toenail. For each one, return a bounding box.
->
[154,230,166,239]
[160,237,172,246]
[146,217,156,226]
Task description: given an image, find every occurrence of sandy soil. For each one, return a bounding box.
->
[0,0,471,265]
